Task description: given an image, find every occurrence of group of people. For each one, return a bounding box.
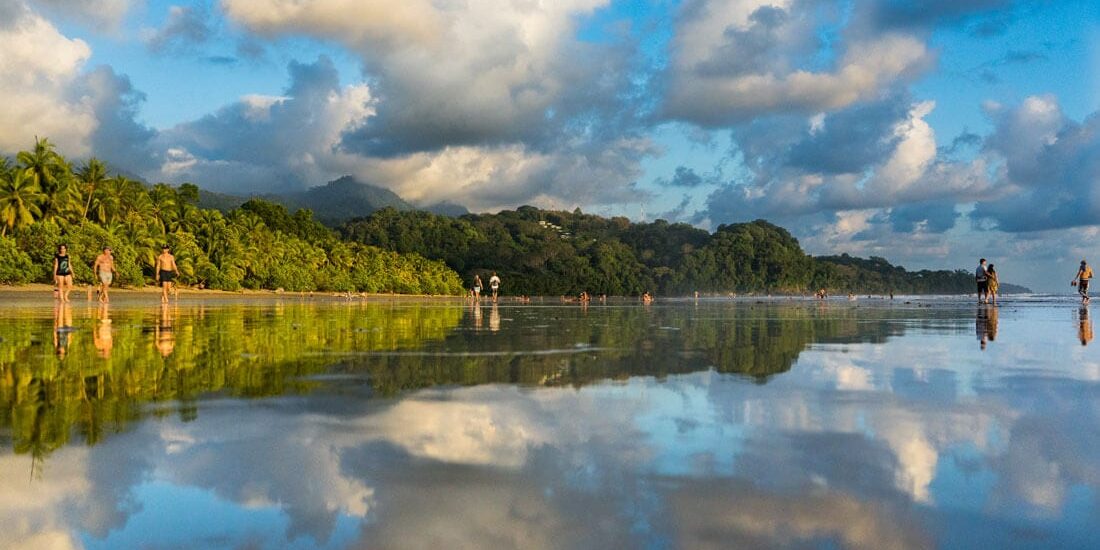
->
[52,244,180,303]
[470,272,503,303]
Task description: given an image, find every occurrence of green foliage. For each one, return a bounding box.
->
[342,208,992,295]
[0,236,34,284]
[0,140,465,295]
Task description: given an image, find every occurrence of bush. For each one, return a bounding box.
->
[0,236,34,284]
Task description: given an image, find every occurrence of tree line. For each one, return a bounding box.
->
[340,206,1025,296]
[0,138,463,294]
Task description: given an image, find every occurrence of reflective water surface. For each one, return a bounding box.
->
[1,296,1098,549]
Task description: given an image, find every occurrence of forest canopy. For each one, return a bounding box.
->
[340,207,1030,296]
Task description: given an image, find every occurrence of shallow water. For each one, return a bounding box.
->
[1,295,1098,549]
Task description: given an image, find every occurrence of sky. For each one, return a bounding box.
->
[1,0,1099,291]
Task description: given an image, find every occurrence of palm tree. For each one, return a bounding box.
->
[148,184,178,234]
[17,137,76,220]
[0,169,45,235]
[77,158,109,221]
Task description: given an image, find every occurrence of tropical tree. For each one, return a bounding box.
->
[76,158,109,221]
[0,169,45,235]
[17,137,76,220]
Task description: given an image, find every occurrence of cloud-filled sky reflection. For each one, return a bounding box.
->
[1,300,1099,548]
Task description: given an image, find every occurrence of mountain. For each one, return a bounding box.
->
[197,176,417,224]
[278,176,414,224]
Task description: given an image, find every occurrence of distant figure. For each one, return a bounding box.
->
[579,291,590,303]
[1080,306,1093,346]
[987,264,999,304]
[155,245,179,303]
[599,294,607,304]
[472,274,483,302]
[889,291,894,300]
[975,258,989,304]
[92,246,116,303]
[694,291,700,301]
[489,272,501,303]
[641,292,654,305]
[1073,260,1093,303]
[53,244,74,303]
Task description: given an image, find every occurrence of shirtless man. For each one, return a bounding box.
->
[92,246,117,303]
[155,245,179,303]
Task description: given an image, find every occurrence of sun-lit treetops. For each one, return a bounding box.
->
[0,138,464,294]
[340,206,1030,296]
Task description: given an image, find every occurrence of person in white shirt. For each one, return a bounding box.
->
[489,272,502,303]
[975,258,989,304]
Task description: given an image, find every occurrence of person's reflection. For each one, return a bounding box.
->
[976,304,998,350]
[489,304,501,332]
[471,302,483,331]
[53,302,73,359]
[1079,306,1093,346]
[93,302,113,359]
[156,303,176,357]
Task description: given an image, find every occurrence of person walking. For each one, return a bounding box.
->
[92,246,117,303]
[975,258,989,304]
[53,244,74,303]
[1073,260,1093,304]
[987,264,1000,305]
[155,245,179,303]
[472,274,483,302]
[489,272,501,303]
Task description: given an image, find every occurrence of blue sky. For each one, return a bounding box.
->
[1,0,1099,290]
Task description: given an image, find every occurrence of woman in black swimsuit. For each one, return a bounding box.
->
[54,244,74,303]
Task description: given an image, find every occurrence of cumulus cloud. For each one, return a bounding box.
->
[222,0,637,156]
[663,0,932,126]
[147,53,651,210]
[150,56,373,193]
[703,95,986,226]
[971,96,1100,232]
[145,4,213,55]
[0,3,96,155]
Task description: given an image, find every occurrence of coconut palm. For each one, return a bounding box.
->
[0,169,45,235]
[77,158,109,221]
[17,137,77,220]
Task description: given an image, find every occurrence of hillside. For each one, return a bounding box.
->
[339,206,1017,296]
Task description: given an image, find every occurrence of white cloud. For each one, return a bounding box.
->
[664,0,931,125]
[0,4,96,155]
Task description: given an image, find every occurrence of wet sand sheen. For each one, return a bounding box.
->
[0,299,1097,549]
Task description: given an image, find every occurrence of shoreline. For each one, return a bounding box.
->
[0,283,463,301]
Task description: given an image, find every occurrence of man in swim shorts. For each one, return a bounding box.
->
[92,246,116,303]
[155,245,179,303]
